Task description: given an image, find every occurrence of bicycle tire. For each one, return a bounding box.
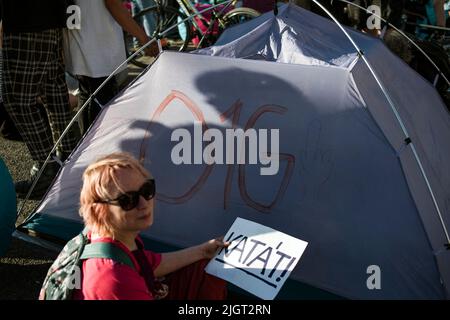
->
[144,6,192,51]
[124,5,192,68]
[124,5,158,69]
[222,7,261,29]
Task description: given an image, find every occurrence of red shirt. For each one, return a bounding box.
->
[73,236,162,300]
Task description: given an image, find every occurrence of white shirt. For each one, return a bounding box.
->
[64,0,127,78]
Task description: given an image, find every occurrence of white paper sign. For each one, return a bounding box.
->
[205,217,308,300]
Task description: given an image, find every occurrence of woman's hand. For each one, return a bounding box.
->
[199,237,230,260]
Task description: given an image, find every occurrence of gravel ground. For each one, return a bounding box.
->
[0,136,55,300]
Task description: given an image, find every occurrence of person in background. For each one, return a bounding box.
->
[0,19,22,142]
[64,0,157,136]
[73,152,228,300]
[434,0,446,26]
[1,0,80,199]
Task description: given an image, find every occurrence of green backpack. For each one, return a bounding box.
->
[39,229,135,300]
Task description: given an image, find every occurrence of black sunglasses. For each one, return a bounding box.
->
[98,179,156,211]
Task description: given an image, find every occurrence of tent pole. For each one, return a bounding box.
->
[335,0,450,87]
[310,0,450,246]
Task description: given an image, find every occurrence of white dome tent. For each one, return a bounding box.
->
[18,3,450,299]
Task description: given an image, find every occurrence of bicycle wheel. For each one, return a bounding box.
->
[124,5,192,68]
[151,6,192,51]
[222,7,260,28]
[123,5,157,68]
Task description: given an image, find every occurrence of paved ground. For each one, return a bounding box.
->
[0,63,147,300]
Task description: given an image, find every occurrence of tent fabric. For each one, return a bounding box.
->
[0,157,16,256]
[22,4,450,299]
[197,3,450,297]
[195,4,362,68]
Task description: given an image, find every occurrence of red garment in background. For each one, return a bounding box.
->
[243,0,275,13]
[165,259,227,300]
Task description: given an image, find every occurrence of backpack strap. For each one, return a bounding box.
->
[80,242,135,270]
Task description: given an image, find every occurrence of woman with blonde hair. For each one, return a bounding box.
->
[73,152,228,300]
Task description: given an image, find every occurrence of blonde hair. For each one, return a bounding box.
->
[79,152,151,237]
